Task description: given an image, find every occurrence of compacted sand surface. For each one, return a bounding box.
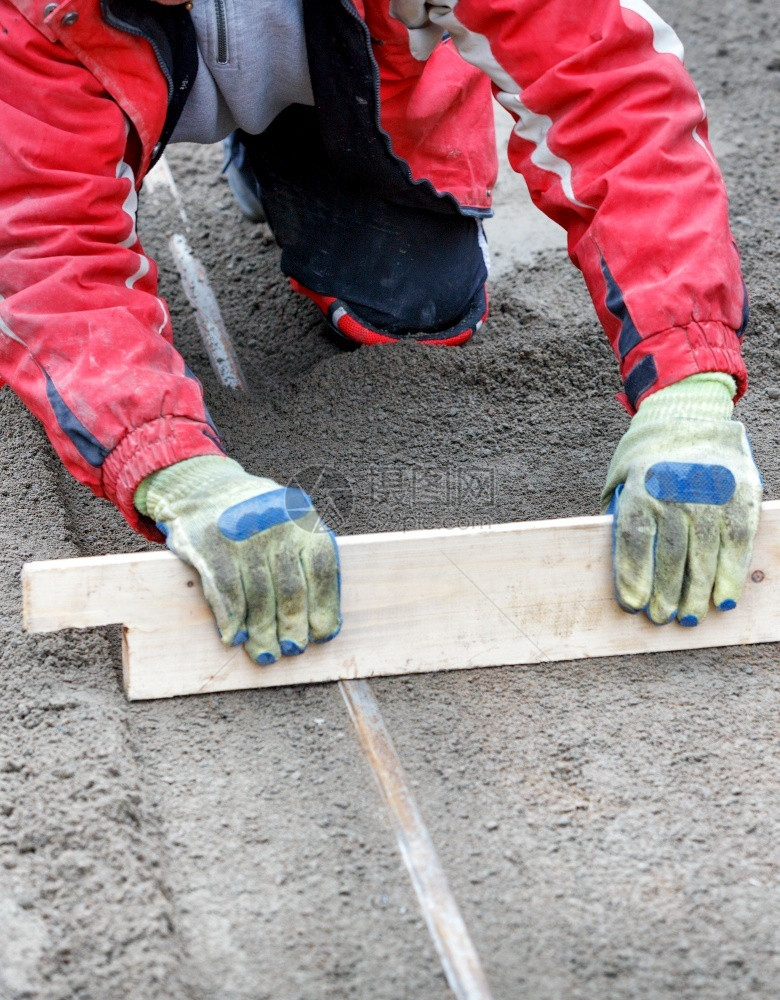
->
[1,1,779,997]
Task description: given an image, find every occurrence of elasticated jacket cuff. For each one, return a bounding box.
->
[617,320,747,414]
[102,416,226,541]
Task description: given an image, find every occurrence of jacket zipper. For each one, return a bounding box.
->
[214,0,229,64]
[101,2,173,104]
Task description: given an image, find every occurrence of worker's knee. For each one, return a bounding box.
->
[227,122,490,345]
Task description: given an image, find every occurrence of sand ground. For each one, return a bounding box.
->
[1,1,779,997]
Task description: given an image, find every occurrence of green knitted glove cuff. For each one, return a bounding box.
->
[634,373,736,426]
[134,456,244,519]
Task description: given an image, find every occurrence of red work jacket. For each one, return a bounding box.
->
[0,0,748,537]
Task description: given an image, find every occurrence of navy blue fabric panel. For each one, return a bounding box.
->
[737,280,749,340]
[201,428,226,452]
[600,257,642,360]
[624,355,658,410]
[617,321,642,360]
[44,373,110,468]
[183,365,222,439]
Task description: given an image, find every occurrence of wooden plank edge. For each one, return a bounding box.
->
[23,498,780,580]
[122,626,780,701]
[25,516,621,632]
[23,499,780,635]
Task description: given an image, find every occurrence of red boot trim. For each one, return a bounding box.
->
[288,278,488,347]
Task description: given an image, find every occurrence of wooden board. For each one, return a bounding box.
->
[22,502,780,700]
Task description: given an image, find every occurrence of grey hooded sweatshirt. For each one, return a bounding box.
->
[171,0,314,143]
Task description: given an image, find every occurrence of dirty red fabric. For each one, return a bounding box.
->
[0,0,224,539]
[0,0,749,540]
[376,0,747,410]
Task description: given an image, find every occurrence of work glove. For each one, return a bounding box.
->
[601,373,762,626]
[134,456,341,663]
[390,0,445,60]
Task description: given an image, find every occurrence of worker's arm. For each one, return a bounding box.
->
[0,5,221,534]
[389,0,747,403]
[387,0,759,622]
[1,1,340,660]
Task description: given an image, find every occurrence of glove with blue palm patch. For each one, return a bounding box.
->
[601,373,762,626]
[134,456,341,663]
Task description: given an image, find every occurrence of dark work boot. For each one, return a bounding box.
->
[222,132,265,224]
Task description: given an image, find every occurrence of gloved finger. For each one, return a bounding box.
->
[389,0,429,28]
[270,541,309,656]
[712,540,753,611]
[301,530,342,643]
[677,510,720,626]
[612,491,657,613]
[241,557,281,665]
[407,24,444,60]
[647,509,688,625]
[388,0,445,59]
[184,543,247,646]
[712,497,761,610]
